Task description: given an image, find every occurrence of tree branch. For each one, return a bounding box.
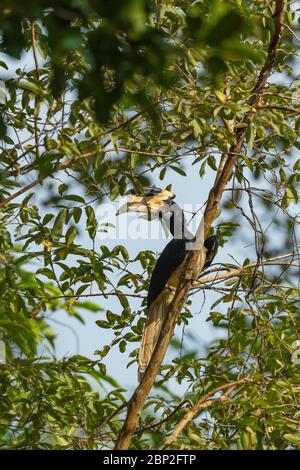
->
[256,104,300,114]
[114,0,286,450]
[24,291,145,301]
[114,251,207,449]
[31,21,40,159]
[0,151,97,208]
[193,250,300,287]
[203,0,285,236]
[0,177,44,208]
[160,377,252,449]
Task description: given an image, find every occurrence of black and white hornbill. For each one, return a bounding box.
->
[117,187,218,380]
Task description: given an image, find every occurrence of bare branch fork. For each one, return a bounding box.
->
[193,250,300,287]
[114,0,286,450]
[160,377,252,449]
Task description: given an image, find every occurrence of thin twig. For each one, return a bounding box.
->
[31,21,40,159]
[135,400,190,434]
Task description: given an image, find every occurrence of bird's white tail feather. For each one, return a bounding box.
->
[138,290,173,381]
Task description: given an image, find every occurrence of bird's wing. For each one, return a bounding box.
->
[137,239,186,381]
[147,236,219,307]
[203,236,218,269]
[147,238,187,308]
[139,237,218,381]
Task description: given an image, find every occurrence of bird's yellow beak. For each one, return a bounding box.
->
[116,189,175,219]
[116,198,150,216]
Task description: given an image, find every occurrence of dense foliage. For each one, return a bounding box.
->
[0,0,300,450]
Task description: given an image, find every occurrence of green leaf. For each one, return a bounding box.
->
[0,60,8,70]
[0,112,7,138]
[51,209,67,241]
[246,125,256,151]
[36,268,56,280]
[18,79,48,98]
[85,206,97,240]
[282,185,298,208]
[65,226,77,246]
[207,155,217,170]
[42,213,55,225]
[58,183,68,195]
[159,167,167,180]
[191,119,202,139]
[293,159,300,171]
[199,160,206,177]
[170,165,187,176]
[73,207,82,223]
[284,434,300,445]
[95,320,110,329]
[110,184,119,201]
[76,285,89,296]
[64,194,85,203]
[119,339,126,353]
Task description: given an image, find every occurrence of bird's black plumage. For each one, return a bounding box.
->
[147,238,186,308]
[202,235,218,270]
[147,235,218,308]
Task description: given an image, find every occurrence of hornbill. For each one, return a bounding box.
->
[117,187,218,380]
